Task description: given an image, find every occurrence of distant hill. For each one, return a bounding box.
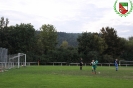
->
[57,32,81,47]
[35,31,81,47]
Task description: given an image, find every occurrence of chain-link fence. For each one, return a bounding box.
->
[0,47,8,72]
[0,48,26,72]
[0,47,8,62]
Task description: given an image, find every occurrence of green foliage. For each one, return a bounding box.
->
[39,24,57,54]
[0,17,9,29]
[0,17,9,48]
[129,36,133,41]
[122,37,133,60]
[60,40,69,49]
[0,21,37,61]
[36,31,80,47]
[9,23,36,53]
[57,32,80,47]
[0,17,133,62]
[100,27,122,59]
[77,32,107,62]
[42,47,79,63]
[102,54,113,63]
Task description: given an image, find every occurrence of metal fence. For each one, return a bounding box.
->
[26,62,133,67]
[0,47,8,62]
[0,48,27,72]
[0,47,8,72]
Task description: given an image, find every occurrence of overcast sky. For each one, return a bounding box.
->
[0,0,133,38]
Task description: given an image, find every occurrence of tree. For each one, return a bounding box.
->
[57,32,80,47]
[77,32,107,62]
[129,36,133,41]
[102,54,113,63]
[0,17,9,48]
[100,27,122,59]
[123,37,133,60]
[8,23,36,53]
[39,24,57,55]
[0,17,9,30]
[60,40,69,49]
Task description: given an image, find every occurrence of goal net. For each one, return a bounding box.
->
[119,60,133,67]
[0,47,26,72]
[8,53,26,69]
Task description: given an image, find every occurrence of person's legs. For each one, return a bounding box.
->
[80,66,82,70]
[92,67,96,74]
[92,67,94,73]
[116,66,118,71]
[80,64,82,70]
[94,67,96,74]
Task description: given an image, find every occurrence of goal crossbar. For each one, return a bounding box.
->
[9,53,26,68]
[119,60,133,66]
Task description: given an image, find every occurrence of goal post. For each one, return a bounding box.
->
[119,60,133,67]
[9,53,26,68]
[0,47,26,72]
[17,53,26,68]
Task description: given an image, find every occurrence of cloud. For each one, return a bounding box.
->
[81,0,133,38]
[115,25,133,38]
[0,0,133,38]
[0,0,83,27]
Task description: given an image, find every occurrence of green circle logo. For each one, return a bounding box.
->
[114,0,133,17]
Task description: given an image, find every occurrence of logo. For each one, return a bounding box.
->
[114,0,133,17]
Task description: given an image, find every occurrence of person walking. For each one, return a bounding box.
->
[90,60,97,74]
[115,59,118,71]
[79,58,83,70]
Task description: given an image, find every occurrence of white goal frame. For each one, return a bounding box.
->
[119,60,133,66]
[9,53,26,68]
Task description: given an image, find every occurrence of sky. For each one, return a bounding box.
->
[0,0,133,39]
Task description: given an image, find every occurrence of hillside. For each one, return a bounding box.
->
[57,32,81,47]
[35,31,81,47]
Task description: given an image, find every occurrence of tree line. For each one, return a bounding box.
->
[0,17,133,63]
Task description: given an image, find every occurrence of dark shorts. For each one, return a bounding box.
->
[92,66,96,70]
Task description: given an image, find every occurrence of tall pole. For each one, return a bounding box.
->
[18,53,20,68]
[25,54,26,66]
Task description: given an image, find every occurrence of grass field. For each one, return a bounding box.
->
[0,66,133,88]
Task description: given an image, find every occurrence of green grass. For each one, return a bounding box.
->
[0,66,133,88]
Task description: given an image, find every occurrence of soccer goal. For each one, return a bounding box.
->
[119,60,133,67]
[9,53,26,69]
